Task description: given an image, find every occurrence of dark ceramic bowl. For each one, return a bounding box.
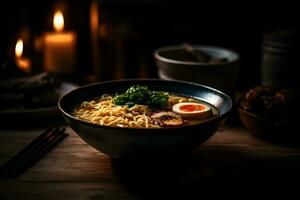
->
[58,79,232,159]
[238,107,294,140]
[238,108,280,137]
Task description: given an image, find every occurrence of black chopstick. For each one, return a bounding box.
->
[0,127,67,178]
[1,128,54,167]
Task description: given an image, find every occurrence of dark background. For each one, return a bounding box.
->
[1,1,299,89]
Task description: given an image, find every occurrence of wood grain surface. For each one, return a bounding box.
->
[1,124,300,199]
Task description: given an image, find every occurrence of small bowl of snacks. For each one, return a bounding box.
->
[238,85,298,141]
[59,79,232,159]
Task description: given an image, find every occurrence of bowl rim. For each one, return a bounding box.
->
[238,107,288,126]
[154,44,240,66]
[58,79,232,131]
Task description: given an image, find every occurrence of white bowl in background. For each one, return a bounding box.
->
[154,45,240,95]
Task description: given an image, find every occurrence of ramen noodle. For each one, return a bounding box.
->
[72,94,200,128]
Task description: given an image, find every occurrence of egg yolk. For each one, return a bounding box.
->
[179,104,206,112]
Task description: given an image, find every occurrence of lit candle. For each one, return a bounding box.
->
[44,10,77,74]
[15,39,31,73]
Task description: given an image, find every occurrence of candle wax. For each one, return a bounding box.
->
[44,32,77,74]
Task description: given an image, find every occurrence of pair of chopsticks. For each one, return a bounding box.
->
[0,127,67,178]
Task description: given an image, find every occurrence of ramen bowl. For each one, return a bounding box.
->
[58,79,232,159]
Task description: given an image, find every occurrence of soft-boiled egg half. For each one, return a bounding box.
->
[172,102,212,119]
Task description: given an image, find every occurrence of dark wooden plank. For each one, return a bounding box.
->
[1,125,300,199]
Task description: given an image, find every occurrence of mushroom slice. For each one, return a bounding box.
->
[150,111,184,127]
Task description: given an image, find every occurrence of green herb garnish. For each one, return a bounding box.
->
[113,85,168,109]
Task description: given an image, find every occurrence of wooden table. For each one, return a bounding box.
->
[1,123,300,199]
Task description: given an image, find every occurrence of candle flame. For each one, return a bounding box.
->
[15,39,23,58]
[15,38,31,73]
[53,10,64,32]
